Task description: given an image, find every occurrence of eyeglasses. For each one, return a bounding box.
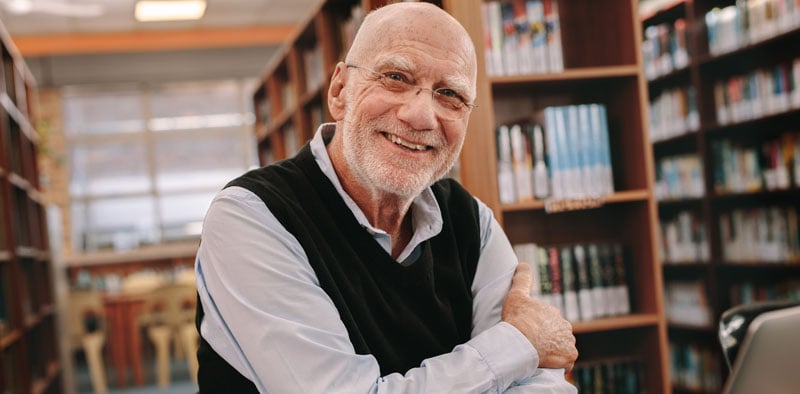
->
[345,64,476,121]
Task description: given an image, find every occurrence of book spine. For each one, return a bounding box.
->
[526,0,547,74]
[543,0,563,72]
[560,246,580,322]
[530,124,550,199]
[573,244,595,321]
[547,247,565,315]
[496,125,517,204]
[588,244,608,318]
[510,124,534,201]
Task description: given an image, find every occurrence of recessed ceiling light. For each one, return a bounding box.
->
[135,0,207,22]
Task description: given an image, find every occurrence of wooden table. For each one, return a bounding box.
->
[103,292,147,387]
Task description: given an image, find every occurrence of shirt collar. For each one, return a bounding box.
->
[309,123,444,261]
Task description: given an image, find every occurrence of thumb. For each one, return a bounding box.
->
[509,262,533,297]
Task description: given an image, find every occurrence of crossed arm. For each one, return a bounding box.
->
[196,186,577,393]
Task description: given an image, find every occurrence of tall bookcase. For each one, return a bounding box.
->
[642,0,800,392]
[252,0,669,392]
[0,19,62,394]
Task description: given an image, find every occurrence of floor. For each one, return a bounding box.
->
[73,354,198,394]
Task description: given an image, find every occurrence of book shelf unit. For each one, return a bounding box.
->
[642,0,800,392]
[0,20,62,394]
[253,0,668,392]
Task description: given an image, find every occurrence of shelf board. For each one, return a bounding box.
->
[656,196,704,206]
[501,189,650,213]
[667,322,715,332]
[0,92,38,144]
[31,360,62,394]
[646,65,691,87]
[573,313,661,334]
[651,130,697,150]
[0,250,11,261]
[0,328,22,350]
[638,0,686,22]
[716,262,800,269]
[662,262,712,270]
[709,187,800,203]
[702,106,800,135]
[490,65,640,87]
[697,25,800,67]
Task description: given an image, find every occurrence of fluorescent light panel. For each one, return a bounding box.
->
[135,0,207,22]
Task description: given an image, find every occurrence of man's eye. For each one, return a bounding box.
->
[384,72,407,82]
[437,88,459,98]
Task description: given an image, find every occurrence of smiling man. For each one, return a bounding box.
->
[194,2,577,393]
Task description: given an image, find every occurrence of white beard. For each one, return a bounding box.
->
[339,105,461,199]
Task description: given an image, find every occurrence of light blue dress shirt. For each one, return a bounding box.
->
[195,123,576,393]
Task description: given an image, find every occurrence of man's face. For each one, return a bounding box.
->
[337,23,475,199]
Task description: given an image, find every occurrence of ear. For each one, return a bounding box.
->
[328,62,348,121]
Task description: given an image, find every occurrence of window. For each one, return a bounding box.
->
[63,80,257,253]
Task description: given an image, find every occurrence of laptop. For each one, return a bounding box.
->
[723,304,800,394]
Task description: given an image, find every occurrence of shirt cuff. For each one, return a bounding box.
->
[469,321,539,391]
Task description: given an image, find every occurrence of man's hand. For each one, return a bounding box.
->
[502,263,578,370]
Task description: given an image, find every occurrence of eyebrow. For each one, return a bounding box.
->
[373,55,474,101]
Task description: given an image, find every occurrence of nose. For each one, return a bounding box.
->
[395,87,438,130]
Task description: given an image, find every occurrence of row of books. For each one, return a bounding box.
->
[729,280,800,307]
[513,242,631,323]
[669,341,723,392]
[719,205,800,263]
[339,4,365,57]
[648,85,699,142]
[481,0,563,77]
[568,358,643,394]
[714,57,800,126]
[712,133,800,194]
[654,154,705,201]
[664,280,712,327]
[495,104,615,203]
[659,210,710,265]
[706,0,800,56]
[642,19,689,81]
[302,43,325,93]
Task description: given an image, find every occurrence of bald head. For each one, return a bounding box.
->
[345,2,476,83]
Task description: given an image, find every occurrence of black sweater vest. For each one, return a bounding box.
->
[196,144,481,392]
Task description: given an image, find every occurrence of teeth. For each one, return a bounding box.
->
[386,133,428,151]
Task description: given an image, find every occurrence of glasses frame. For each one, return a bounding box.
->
[345,63,477,120]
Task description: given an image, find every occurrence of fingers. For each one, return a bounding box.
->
[509,262,533,297]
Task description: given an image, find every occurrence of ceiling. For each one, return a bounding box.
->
[0,0,319,36]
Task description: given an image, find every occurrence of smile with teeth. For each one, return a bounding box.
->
[382,132,431,151]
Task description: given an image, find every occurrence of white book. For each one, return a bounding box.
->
[565,106,584,198]
[589,104,614,195]
[488,1,505,76]
[526,0,548,74]
[501,2,520,76]
[543,107,565,198]
[496,125,516,203]
[530,124,550,199]
[577,105,597,196]
[481,2,496,77]
[510,124,534,201]
[553,107,573,198]
[544,0,563,72]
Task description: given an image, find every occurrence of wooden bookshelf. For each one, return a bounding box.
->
[642,0,800,391]
[252,0,669,392]
[0,17,62,394]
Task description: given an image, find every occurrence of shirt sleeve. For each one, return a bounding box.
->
[470,198,578,394]
[196,186,535,393]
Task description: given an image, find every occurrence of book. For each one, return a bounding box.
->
[547,246,565,315]
[496,125,516,204]
[560,246,580,322]
[587,244,608,318]
[481,2,496,77]
[501,1,520,76]
[529,124,550,198]
[487,1,505,77]
[543,107,565,198]
[537,245,554,306]
[526,0,548,74]
[543,0,563,72]
[510,124,534,201]
[573,244,595,321]
[513,0,533,74]
[611,244,631,315]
